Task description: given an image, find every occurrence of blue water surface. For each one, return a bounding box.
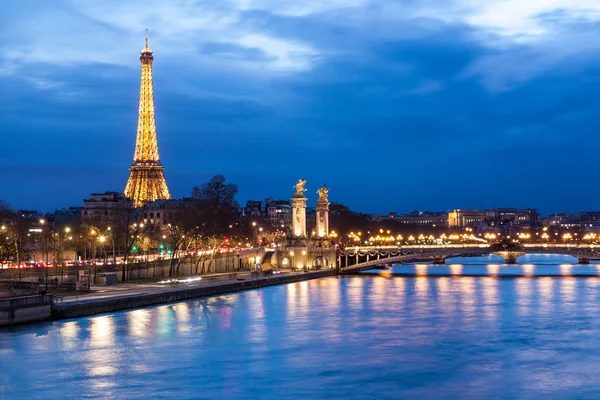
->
[2,255,600,399]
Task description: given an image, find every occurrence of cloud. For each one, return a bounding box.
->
[4,0,600,214]
[3,0,600,93]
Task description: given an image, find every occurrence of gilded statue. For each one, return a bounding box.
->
[317,185,329,201]
[294,179,307,196]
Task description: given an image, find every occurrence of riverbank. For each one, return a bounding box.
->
[51,269,336,320]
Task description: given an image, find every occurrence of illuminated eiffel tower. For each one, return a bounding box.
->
[124,30,171,207]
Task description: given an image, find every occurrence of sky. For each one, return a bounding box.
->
[2,0,600,216]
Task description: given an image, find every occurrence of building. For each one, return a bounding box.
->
[47,207,82,226]
[241,200,264,218]
[389,211,448,228]
[240,198,292,228]
[448,209,487,228]
[486,208,540,227]
[448,208,539,228]
[266,200,292,228]
[82,192,132,226]
[577,212,600,227]
[543,212,600,228]
[142,198,194,231]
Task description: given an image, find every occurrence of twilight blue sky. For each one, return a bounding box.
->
[2,0,600,215]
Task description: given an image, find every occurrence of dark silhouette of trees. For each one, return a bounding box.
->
[191,175,239,236]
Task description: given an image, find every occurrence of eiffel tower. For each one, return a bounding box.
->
[124,30,171,207]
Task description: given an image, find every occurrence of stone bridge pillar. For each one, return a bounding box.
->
[494,251,526,264]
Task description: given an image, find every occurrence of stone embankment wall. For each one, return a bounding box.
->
[53,270,335,320]
[0,253,247,285]
[0,295,54,327]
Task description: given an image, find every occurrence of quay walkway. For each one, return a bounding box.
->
[51,269,335,320]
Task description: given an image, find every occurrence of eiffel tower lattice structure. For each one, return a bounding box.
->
[124,29,171,208]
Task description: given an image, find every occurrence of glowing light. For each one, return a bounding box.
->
[124,31,171,207]
[158,277,202,284]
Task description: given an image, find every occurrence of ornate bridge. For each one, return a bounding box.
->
[338,245,600,274]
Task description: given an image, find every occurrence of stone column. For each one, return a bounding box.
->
[315,185,330,238]
[291,195,307,238]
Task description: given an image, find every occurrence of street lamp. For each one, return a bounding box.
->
[302,250,307,270]
[99,236,106,262]
[38,219,49,291]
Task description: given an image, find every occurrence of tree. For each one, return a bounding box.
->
[191,175,239,236]
[0,203,32,280]
[111,207,142,281]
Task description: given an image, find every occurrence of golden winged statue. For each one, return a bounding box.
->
[294,179,307,196]
[317,185,329,201]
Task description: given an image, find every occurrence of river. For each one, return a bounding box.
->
[2,254,600,399]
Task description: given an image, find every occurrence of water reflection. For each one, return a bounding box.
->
[127,309,151,337]
[6,255,600,399]
[449,264,463,276]
[516,278,532,317]
[537,277,554,314]
[481,277,499,323]
[90,315,115,346]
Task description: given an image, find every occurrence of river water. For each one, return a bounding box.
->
[2,254,600,399]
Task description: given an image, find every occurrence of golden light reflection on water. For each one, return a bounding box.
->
[299,280,309,310]
[391,277,405,307]
[370,277,387,311]
[347,277,365,311]
[559,264,573,276]
[560,277,576,306]
[449,264,463,276]
[86,316,118,393]
[60,321,79,339]
[516,278,533,317]
[481,277,499,322]
[435,277,453,315]
[174,303,191,333]
[415,277,429,299]
[157,305,174,336]
[248,291,266,345]
[324,278,341,313]
[87,365,116,377]
[127,309,151,337]
[538,277,554,312]
[522,264,535,277]
[459,277,476,319]
[90,316,115,347]
[486,264,499,276]
[286,282,298,319]
[415,264,428,276]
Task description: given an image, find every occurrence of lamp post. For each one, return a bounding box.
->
[39,219,50,291]
[302,249,307,270]
[99,236,106,263]
[107,226,116,264]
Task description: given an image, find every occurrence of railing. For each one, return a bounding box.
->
[341,245,600,272]
[0,295,54,310]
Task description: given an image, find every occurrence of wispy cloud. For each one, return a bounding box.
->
[2,0,600,93]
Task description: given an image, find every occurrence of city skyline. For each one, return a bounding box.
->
[3,1,600,215]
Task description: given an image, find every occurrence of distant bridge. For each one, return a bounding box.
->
[339,245,600,274]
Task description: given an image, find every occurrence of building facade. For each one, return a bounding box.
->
[448,208,539,228]
[82,192,132,226]
[241,198,292,228]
